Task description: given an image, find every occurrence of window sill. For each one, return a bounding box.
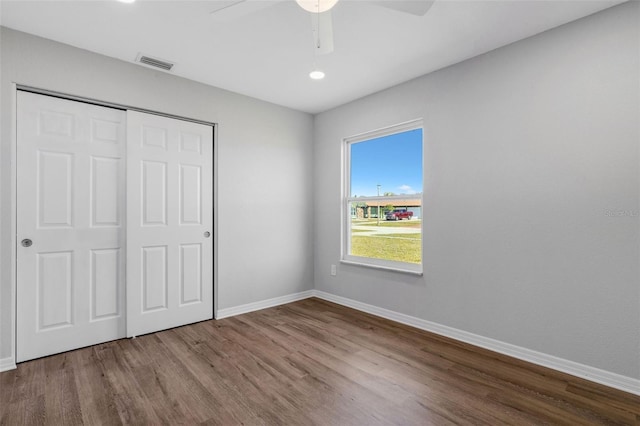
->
[340,259,423,276]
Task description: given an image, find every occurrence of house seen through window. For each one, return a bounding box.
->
[344,120,423,273]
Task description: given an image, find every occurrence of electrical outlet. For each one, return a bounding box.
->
[330,264,337,276]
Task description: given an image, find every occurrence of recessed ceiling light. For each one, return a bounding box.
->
[117,0,135,3]
[309,70,325,80]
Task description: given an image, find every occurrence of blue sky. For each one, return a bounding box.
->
[350,128,423,197]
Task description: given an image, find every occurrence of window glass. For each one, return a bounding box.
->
[344,121,423,273]
[350,129,423,197]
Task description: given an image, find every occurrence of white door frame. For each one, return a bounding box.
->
[6,84,219,370]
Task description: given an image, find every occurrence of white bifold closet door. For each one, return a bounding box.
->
[16,92,127,362]
[126,111,213,337]
[16,92,213,362]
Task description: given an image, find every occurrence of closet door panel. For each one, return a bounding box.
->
[17,91,126,362]
[126,111,213,337]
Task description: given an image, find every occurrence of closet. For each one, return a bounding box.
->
[16,91,213,362]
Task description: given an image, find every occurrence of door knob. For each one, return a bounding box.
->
[204,231,211,238]
[21,239,33,247]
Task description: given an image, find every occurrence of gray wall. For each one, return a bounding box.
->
[0,28,315,360]
[314,2,639,379]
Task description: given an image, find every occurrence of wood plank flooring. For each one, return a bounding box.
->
[1,298,638,425]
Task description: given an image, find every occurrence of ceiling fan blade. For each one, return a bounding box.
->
[310,11,334,55]
[369,0,435,16]
[210,0,281,21]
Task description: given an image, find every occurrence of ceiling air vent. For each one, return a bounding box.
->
[135,54,175,71]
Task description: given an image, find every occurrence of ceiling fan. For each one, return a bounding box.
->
[210,0,435,55]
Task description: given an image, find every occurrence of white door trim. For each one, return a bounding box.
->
[4,83,19,371]
[6,85,218,369]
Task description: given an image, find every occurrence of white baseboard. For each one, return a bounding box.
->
[312,290,640,396]
[0,356,16,372]
[216,290,315,320]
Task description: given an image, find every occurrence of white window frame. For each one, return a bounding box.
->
[342,119,424,275]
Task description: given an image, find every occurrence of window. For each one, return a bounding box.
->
[343,120,423,274]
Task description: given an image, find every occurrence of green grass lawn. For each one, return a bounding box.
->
[351,235,421,264]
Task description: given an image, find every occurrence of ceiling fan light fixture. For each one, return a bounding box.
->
[296,0,339,14]
[309,70,325,80]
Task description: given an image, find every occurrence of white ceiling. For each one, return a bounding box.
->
[0,0,624,113]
